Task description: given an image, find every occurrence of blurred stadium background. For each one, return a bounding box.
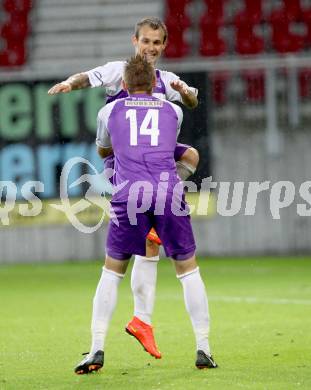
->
[1,0,311,262]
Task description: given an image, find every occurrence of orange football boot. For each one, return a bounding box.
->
[125,316,162,359]
[146,228,162,245]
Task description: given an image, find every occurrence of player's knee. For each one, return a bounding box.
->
[180,147,200,169]
[173,253,197,275]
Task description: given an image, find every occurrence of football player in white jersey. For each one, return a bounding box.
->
[48,17,200,359]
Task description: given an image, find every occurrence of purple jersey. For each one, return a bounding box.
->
[96,94,183,202]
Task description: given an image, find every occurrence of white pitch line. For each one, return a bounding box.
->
[209,296,311,305]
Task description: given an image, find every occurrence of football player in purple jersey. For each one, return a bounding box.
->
[74,55,217,374]
[49,17,200,358]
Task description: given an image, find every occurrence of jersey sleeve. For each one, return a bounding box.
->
[162,71,198,103]
[96,102,116,148]
[85,61,124,88]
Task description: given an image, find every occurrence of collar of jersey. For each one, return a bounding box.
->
[128,93,154,99]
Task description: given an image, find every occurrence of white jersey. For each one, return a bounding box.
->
[85,61,197,103]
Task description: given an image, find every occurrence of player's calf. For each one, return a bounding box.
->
[177,147,199,180]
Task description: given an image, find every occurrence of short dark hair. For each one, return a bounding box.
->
[135,17,168,44]
[124,55,155,94]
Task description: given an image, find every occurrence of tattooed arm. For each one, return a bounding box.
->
[170,80,198,109]
[48,73,90,95]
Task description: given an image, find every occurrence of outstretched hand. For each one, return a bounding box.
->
[170,80,189,95]
[48,82,72,95]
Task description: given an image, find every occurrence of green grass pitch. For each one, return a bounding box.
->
[1,257,310,390]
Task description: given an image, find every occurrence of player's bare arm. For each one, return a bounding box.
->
[48,73,91,95]
[170,80,198,109]
[97,146,113,159]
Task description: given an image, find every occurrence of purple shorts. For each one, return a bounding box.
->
[174,142,191,162]
[106,193,196,261]
[104,143,191,185]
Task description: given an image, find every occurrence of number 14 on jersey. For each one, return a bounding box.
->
[126,109,160,146]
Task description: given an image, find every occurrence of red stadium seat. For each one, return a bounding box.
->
[0,52,9,66]
[210,72,229,105]
[299,69,311,98]
[243,0,263,24]
[270,10,304,53]
[1,13,30,41]
[302,9,311,47]
[243,71,265,102]
[200,0,226,57]
[0,4,31,67]
[165,9,191,31]
[282,0,302,21]
[0,43,26,66]
[0,6,30,67]
[164,11,191,58]
[166,0,190,14]
[200,18,226,56]
[234,11,264,55]
[3,0,32,13]
[164,27,190,58]
[164,0,191,58]
[202,0,225,23]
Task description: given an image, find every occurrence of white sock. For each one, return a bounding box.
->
[177,267,211,356]
[176,161,196,181]
[90,267,124,355]
[131,255,159,325]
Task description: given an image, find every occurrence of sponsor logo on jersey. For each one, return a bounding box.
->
[125,100,163,107]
